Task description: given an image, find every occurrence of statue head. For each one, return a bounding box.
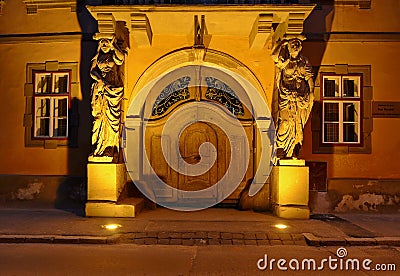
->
[287,38,302,59]
[99,39,112,53]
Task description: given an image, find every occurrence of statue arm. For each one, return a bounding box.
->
[110,43,125,65]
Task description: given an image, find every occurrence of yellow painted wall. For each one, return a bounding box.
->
[300,0,400,180]
[0,1,89,176]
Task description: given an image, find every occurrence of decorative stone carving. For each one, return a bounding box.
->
[272,38,314,158]
[89,36,125,162]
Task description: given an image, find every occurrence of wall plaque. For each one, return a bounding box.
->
[372,101,400,118]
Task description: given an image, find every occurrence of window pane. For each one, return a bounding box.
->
[323,76,340,97]
[55,98,68,117]
[36,98,50,117]
[35,73,52,94]
[54,118,67,137]
[343,102,359,122]
[324,102,339,122]
[36,118,50,136]
[53,73,69,94]
[343,76,360,97]
[324,123,339,142]
[343,123,359,143]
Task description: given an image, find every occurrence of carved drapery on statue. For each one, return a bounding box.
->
[273,38,314,158]
[90,36,125,162]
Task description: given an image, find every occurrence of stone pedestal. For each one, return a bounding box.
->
[87,163,126,202]
[271,160,310,219]
[85,163,143,217]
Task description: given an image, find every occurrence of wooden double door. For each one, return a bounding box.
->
[144,81,254,204]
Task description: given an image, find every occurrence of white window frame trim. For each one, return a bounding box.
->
[322,75,362,144]
[33,71,70,139]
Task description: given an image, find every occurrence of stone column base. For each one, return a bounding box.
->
[86,198,144,218]
[271,162,310,219]
[273,205,310,219]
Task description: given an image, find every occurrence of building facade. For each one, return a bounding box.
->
[0,0,399,213]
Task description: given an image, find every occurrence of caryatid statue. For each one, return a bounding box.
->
[89,36,125,162]
[272,38,314,158]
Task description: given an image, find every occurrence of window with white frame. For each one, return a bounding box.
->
[322,74,362,144]
[33,71,70,138]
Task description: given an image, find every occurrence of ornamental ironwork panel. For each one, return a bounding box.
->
[152,76,191,116]
[205,76,244,116]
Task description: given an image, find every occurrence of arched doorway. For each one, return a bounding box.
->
[142,67,254,205]
[124,49,275,210]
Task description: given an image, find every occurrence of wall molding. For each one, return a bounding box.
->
[22,0,76,14]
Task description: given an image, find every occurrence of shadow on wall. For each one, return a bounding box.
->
[55,1,99,214]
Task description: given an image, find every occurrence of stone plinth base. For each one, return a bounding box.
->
[273,205,310,219]
[87,163,126,202]
[86,198,144,218]
[271,163,310,219]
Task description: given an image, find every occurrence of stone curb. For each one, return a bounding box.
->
[1,233,399,246]
[0,234,116,245]
[303,233,400,247]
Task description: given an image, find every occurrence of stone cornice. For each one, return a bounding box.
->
[306,32,400,42]
[334,0,371,9]
[0,0,5,15]
[22,0,76,14]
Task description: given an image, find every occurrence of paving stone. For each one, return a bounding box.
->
[195,239,207,246]
[244,233,257,240]
[294,240,307,246]
[257,240,269,246]
[345,237,377,246]
[208,232,220,239]
[170,239,182,245]
[244,239,257,245]
[135,232,146,239]
[232,233,244,239]
[145,238,157,245]
[267,233,280,240]
[106,236,120,244]
[291,234,305,241]
[169,232,182,239]
[255,233,267,240]
[134,238,145,245]
[182,232,195,239]
[282,240,295,245]
[232,239,244,245]
[158,232,170,239]
[146,232,158,238]
[182,239,195,246]
[269,240,283,245]
[221,232,233,240]
[278,233,292,241]
[221,239,233,245]
[157,239,170,245]
[208,239,220,245]
[194,232,207,239]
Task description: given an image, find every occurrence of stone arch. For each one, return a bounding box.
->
[124,47,275,198]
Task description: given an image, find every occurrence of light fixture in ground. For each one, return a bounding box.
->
[102,224,122,230]
[274,224,288,229]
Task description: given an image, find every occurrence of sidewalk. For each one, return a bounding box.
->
[0,207,399,246]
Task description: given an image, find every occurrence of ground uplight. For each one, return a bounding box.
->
[274,224,288,229]
[102,224,122,230]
